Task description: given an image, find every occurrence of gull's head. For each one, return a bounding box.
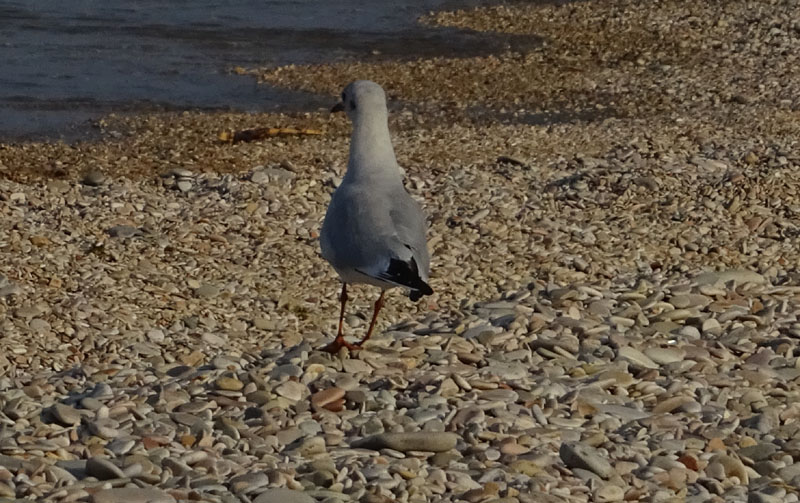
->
[331,80,387,120]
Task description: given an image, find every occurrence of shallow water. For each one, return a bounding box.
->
[0,0,538,141]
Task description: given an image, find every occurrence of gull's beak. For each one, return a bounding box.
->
[331,101,345,113]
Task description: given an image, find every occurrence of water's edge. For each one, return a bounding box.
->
[0,0,540,142]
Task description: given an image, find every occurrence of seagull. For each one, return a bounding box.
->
[320,80,433,352]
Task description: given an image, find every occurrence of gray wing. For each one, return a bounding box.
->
[321,182,430,284]
[389,192,430,281]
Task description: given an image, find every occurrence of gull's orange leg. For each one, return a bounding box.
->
[323,284,358,353]
[356,290,386,347]
[337,283,348,338]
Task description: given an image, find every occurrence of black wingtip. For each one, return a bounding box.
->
[409,282,433,302]
[379,257,433,301]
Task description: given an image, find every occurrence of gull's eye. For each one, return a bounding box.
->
[341,92,346,101]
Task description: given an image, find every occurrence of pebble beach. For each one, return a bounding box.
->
[1,0,800,502]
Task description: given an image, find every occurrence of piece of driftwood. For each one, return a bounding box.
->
[219,127,323,144]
